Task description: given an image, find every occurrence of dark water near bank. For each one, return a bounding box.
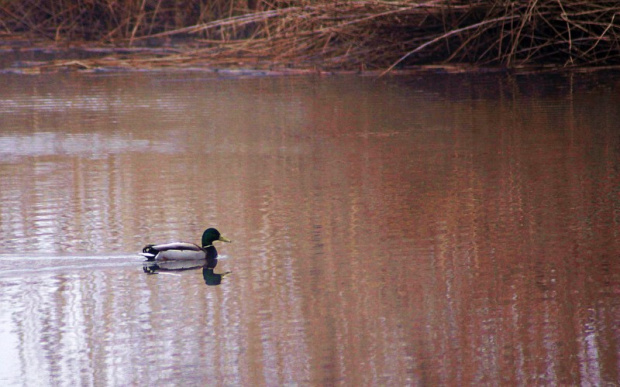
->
[0,71,618,386]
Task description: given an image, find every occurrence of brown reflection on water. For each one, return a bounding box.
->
[0,72,618,385]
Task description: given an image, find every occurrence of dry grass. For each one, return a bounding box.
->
[2,0,619,72]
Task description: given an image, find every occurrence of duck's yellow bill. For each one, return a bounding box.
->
[218,236,232,243]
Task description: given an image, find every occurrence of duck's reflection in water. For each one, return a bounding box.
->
[202,267,231,286]
[143,257,231,286]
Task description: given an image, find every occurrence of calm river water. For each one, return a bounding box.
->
[0,71,618,386]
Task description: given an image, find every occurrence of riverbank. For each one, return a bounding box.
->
[2,1,619,74]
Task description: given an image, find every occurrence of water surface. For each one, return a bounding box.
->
[0,71,619,386]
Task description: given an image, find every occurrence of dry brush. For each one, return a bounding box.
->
[1,0,619,71]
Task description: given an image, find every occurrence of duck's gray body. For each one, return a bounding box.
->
[139,242,209,261]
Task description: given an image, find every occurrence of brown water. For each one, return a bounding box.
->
[0,71,618,386]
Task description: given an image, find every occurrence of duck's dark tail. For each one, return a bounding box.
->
[139,244,157,261]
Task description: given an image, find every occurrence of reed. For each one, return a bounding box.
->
[2,0,619,71]
[0,0,257,41]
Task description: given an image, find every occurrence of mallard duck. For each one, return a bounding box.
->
[140,228,231,262]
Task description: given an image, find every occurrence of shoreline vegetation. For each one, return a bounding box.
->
[1,0,619,74]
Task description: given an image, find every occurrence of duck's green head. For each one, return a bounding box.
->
[202,228,232,247]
